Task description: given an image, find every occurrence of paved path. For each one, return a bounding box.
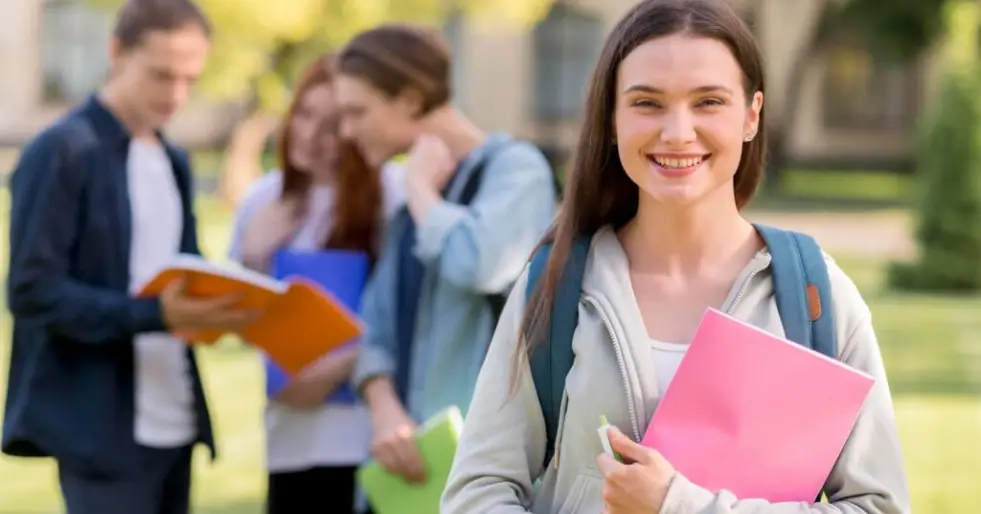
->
[747,209,913,259]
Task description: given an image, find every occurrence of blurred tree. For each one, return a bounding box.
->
[87,0,557,205]
[764,0,948,189]
[887,1,981,292]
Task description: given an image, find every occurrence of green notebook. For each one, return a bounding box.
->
[357,406,464,514]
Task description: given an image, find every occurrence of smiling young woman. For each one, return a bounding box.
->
[440,1,910,513]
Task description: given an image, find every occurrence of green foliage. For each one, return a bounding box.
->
[765,0,952,189]
[837,0,948,62]
[86,0,557,114]
[888,2,981,292]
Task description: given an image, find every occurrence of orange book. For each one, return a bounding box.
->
[138,254,364,376]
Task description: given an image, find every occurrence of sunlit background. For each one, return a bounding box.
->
[1,0,980,512]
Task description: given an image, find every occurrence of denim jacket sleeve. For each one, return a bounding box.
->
[413,142,557,294]
[351,224,401,393]
[6,124,165,343]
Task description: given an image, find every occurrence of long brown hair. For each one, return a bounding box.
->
[278,54,383,261]
[517,0,767,369]
[337,24,452,116]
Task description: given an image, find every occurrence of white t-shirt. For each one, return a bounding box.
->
[650,339,689,396]
[127,138,197,448]
[230,164,405,472]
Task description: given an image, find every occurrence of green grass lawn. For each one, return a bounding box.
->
[780,169,911,202]
[0,192,979,513]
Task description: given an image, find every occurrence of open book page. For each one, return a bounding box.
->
[134,254,288,345]
[162,253,288,294]
[136,252,364,367]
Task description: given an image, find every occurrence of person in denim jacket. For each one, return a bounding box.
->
[333,24,558,488]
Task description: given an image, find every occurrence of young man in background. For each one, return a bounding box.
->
[3,1,254,512]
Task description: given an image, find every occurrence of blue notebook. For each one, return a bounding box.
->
[266,249,370,405]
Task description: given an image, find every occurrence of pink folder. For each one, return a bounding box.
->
[642,308,874,503]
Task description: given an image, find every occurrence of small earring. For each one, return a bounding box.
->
[744,133,755,142]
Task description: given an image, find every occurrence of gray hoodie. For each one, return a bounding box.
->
[441,226,910,514]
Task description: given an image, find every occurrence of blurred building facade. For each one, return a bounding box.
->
[0,0,241,149]
[0,0,939,170]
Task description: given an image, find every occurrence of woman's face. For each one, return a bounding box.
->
[288,83,339,180]
[333,74,421,168]
[613,33,763,208]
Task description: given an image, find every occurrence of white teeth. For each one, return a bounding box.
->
[652,156,703,169]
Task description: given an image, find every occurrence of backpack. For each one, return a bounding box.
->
[524,224,838,469]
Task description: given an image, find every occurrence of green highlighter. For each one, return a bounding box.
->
[597,414,624,463]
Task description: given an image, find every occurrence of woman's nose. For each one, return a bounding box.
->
[659,108,697,145]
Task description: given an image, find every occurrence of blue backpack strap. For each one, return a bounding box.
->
[755,224,837,503]
[525,236,591,469]
[754,224,837,360]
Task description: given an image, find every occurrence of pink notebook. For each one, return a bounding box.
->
[642,308,874,503]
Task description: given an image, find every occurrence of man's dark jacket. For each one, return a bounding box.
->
[2,94,215,476]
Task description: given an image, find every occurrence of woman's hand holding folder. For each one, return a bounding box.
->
[597,425,676,514]
[365,378,427,484]
[276,344,360,409]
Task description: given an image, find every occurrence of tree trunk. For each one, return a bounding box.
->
[764,1,835,191]
[217,109,281,208]
[765,50,812,189]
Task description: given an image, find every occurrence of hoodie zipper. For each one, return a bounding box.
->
[573,258,769,448]
[725,256,769,314]
[583,295,642,442]
[548,257,769,467]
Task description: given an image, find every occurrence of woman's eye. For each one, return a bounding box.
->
[696,98,724,107]
[631,99,660,108]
